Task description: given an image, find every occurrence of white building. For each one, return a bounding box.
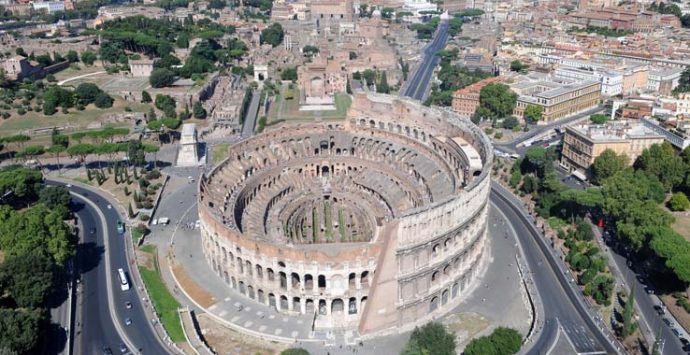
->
[402,0,438,16]
[554,67,623,96]
[647,67,683,94]
[31,1,65,13]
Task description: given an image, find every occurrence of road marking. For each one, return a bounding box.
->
[70,193,139,354]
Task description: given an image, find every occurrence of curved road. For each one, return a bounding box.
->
[50,180,171,355]
[491,184,618,354]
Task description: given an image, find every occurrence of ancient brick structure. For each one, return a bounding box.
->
[198,93,493,335]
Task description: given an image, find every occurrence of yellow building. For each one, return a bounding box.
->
[512,79,601,124]
[560,121,664,177]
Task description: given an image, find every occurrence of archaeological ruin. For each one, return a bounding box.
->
[198,92,493,335]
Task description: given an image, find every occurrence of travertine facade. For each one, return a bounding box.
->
[198,93,492,335]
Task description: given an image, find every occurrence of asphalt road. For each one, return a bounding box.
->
[494,105,606,153]
[49,180,171,355]
[402,21,450,101]
[606,239,687,354]
[491,184,618,355]
[241,89,261,138]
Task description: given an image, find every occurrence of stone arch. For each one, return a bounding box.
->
[258,289,265,303]
[268,293,276,308]
[348,297,357,314]
[304,274,314,290]
[248,285,255,299]
[267,268,275,281]
[279,271,287,289]
[429,296,439,312]
[239,281,246,294]
[431,271,439,284]
[318,275,326,289]
[332,298,344,314]
[256,264,263,279]
[280,295,289,310]
[361,296,368,311]
[292,297,301,312]
[318,299,327,315]
[348,273,356,289]
[452,283,459,298]
[441,289,449,305]
[291,272,301,290]
[360,271,369,287]
[306,299,315,314]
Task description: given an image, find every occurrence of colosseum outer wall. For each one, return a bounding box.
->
[198,93,493,336]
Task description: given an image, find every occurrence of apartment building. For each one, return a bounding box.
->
[512,78,601,124]
[560,121,663,176]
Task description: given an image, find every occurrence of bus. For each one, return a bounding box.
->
[117,268,130,291]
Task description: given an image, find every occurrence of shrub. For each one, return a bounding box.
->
[139,214,150,221]
[94,92,114,108]
[146,169,161,180]
[17,108,26,115]
[668,192,690,211]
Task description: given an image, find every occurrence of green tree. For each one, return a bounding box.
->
[280,67,298,81]
[80,51,97,65]
[149,68,176,88]
[280,349,310,355]
[47,144,66,172]
[634,142,686,191]
[0,166,43,203]
[591,149,630,185]
[302,45,319,57]
[478,83,517,119]
[127,140,146,166]
[0,308,42,354]
[66,50,79,63]
[75,83,103,104]
[621,286,637,337]
[510,60,527,72]
[489,327,522,355]
[401,322,456,355]
[463,336,496,355]
[0,204,75,264]
[67,143,95,166]
[94,92,114,108]
[193,101,207,119]
[141,90,152,103]
[51,129,69,148]
[0,253,56,308]
[523,104,543,122]
[590,114,608,124]
[39,186,71,209]
[668,192,690,211]
[261,23,285,47]
[377,72,390,94]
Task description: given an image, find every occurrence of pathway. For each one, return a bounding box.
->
[58,71,106,86]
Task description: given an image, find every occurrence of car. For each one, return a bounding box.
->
[125,318,132,326]
[66,184,72,188]
[119,344,127,353]
[125,301,132,309]
[673,329,682,337]
[664,318,672,326]
[102,346,113,355]
[679,337,689,346]
[152,219,158,226]
[654,305,666,315]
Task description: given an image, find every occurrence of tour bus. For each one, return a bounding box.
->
[117,268,130,291]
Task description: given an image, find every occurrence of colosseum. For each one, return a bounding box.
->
[198,93,493,336]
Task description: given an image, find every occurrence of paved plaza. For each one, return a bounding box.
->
[146,169,534,354]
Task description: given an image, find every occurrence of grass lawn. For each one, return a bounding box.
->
[212,143,230,166]
[671,211,690,241]
[138,246,185,343]
[132,228,144,245]
[548,216,568,230]
[267,85,352,123]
